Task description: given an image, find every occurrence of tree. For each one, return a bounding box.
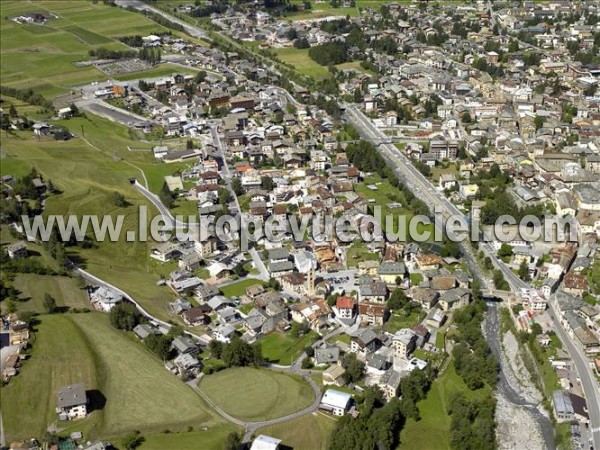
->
[224,432,241,450]
[8,104,18,118]
[461,111,472,123]
[388,288,407,310]
[144,334,173,360]
[208,339,223,359]
[260,176,275,191]
[530,322,543,336]
[231,178,244,196]
[122,431,144,450]
[221,337,262,367]
[342,352,363,383]
[517,259,531,281]
[217,187,230,205]
[43,293,57,313]
[109,302,142,331]
[534,115,544,131]
[112,191,126,207]
[158,182,176,209]
[497,243,514,259]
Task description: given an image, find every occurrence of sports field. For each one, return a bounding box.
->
[0,1,169,97]
[1,313,217,441]
[199,367,315,421]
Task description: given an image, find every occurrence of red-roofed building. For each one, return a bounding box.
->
[336,296,355,319]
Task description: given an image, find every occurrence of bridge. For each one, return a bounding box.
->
[481,289,514,301]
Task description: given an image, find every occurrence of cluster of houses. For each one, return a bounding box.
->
[1,313,31,383]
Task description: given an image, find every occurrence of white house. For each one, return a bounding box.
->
[320,389,352,416]
[250,435,281,450]
[57,383,87,420]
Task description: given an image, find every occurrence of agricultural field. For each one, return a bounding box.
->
[259,412,338,450]
[0,1,170,97]
[272,47,332,81]
[1,314,100,440]
[199,367,315,421]
[10,274,90,313]
[0,114,191,322]
[1,313,218,441]
[71,313,217,436]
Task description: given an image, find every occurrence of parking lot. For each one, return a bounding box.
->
[317,269,356,295]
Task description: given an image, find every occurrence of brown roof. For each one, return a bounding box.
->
[358,302,386,317]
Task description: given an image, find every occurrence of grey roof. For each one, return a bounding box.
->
[439,287,470,304]
[172,336,197,354]
[354,328,378,347]
[553,390,574,415]
[314,346,340,365]
[378,261,406,275]
[268,247,290,261]
[268,260,295,273]
[133,324,157,339]
[57,383,86,408]
[359,279,387,297]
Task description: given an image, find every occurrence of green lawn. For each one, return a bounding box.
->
[70,313,216,437]
[219,279,265,298]
[140,424,239,450]
[199,367,314,421]
[384,310,425,333]
[11,274,90,313]
[354,174,435,238]
[272,47,331,80]
[260,330,319,365]
[2,313,217,441]
[399,363,491,449]
[345,242,380,268]
[259,412,337,450]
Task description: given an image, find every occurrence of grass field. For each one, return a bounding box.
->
[11,274,90,313]
[0,1,172,97]
[219,279,265,298]
[384,310,425,333]
[140,424,239,450]
[1,314,99,440]
[71,313,215,437]
[354,174,435,238]
[345,242,380,268]
[272,47,331,81]
[260,330,319,365]
[0,115,191,322]
[399,363,491,449]
[259,412,337,450]
[1,313,217,441]
[199,367,314,421]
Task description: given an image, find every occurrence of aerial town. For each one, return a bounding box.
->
[0,1,599,450]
